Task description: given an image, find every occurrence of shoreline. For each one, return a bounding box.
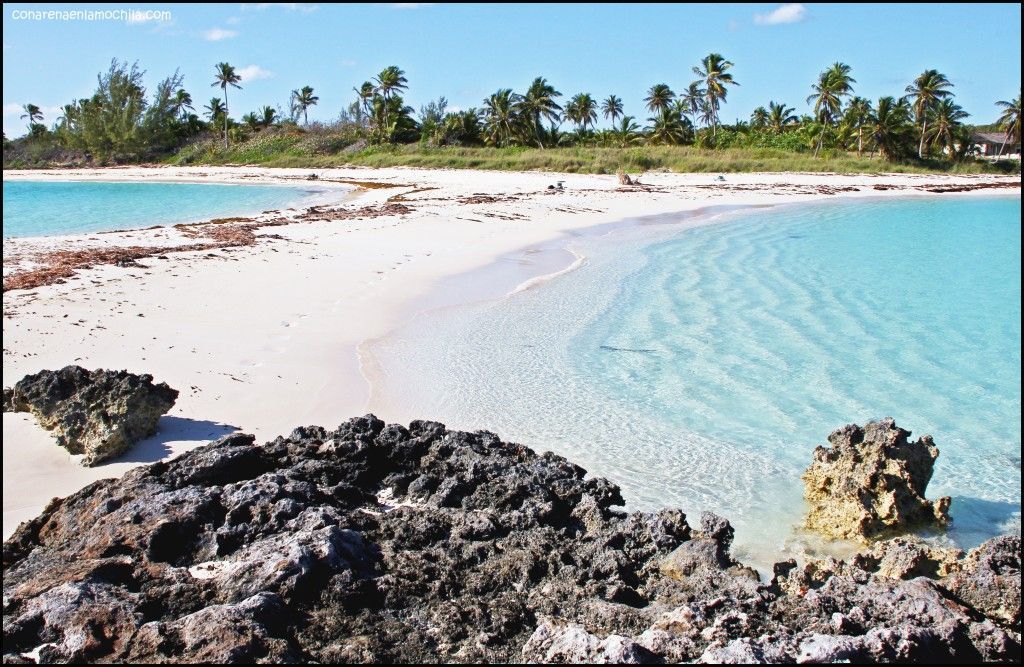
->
[357,191,1022,569]
[2,166,1020,538]
[359,187,1022,421]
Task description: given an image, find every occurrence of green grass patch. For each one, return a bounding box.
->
[163,138,1019,175]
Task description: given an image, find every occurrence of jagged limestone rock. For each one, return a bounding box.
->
[852,537,963,579]
[801,418,951,542]
[2,416,1018,663]
[3,365,178,466]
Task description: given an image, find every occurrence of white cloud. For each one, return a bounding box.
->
[389,3,435,8]
[236,65,274,82]
[340,59,357,67]
[226,16,241,25]
[202,27,238,41]
[754,3,806,25]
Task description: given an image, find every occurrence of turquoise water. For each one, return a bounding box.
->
[370,196,1022,563]
[2,180,320,238]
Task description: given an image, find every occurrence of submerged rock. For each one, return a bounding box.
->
[2,416,1019,664]
[801,418,951,542]
[3,366,178,466]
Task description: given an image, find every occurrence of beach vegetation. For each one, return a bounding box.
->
[290,86,319,126]
[904,69,953,159]
[995,93,1021,154]
[211,62,242,148]
[692,53,738,140]
[807,62,855,157]
[4,56,1019,175]
[601,95,624,127]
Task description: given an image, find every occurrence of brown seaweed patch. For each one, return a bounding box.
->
[3,202,416,293]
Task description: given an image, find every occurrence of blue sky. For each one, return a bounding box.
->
[3,3,1021,137]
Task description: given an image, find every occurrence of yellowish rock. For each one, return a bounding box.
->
[801,418,950,543]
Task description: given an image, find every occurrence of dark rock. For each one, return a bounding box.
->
[2,415,1019,663]
[942,535,1022,627]
[3,366,178,466]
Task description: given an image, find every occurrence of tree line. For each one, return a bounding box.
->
[8,56,1022,165]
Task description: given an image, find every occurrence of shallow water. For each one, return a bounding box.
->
[2,180,324,238]
[369,196,1022,564]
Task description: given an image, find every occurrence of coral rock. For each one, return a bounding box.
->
[801,418,951,542]
[3,366,178,466]
[2,416,1019,664]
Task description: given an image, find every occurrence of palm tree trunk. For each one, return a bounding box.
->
[918,118,927,159]
[857,128,863,156]
[814,127,825,158]
[223,87,229,148]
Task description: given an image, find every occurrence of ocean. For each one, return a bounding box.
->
[368,195,1022,564]
[2,180,324,238]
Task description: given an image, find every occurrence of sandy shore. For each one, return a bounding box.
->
[2,165,1019,537]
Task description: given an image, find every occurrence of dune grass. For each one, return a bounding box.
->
[168,135,1019,175]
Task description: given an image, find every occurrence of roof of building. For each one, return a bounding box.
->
[971,131,1016,145]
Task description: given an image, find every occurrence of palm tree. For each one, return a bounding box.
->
[482,88,523,147]
[766,101,797,135]
[55,103,76,134]
[613,115,641,148]
[926,98,968,158]
[564,98,581,130]
[750,106,769,130]
[644,84,675,115]
[211,62,242,147]
[290,85,319,125]
[242,112,261,131]
[260,105,278,128]
[443,108,484,146]
[569,93,598,132]
[807,62,855,157]
[519,77,562,148]
[995,93,1021,156]
[204,97,227,124]
[692,53,738,139]
[680,82,705,128]
[373,66,408,141]
[647,106,689,145]
[869,96,913,161]
[843,97,873,155]
[904,69,953,158]
[601,95,624,126]
[374,66,408,101]
[20,103,43,131]
[171,89,194,120]
[353,81,375,126]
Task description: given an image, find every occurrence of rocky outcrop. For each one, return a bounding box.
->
[851,536,963,580]
[2,416,1020,663]
[3,366,178,466]
[801,418,951,542]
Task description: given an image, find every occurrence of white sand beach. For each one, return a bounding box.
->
[2,166,1020,537]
